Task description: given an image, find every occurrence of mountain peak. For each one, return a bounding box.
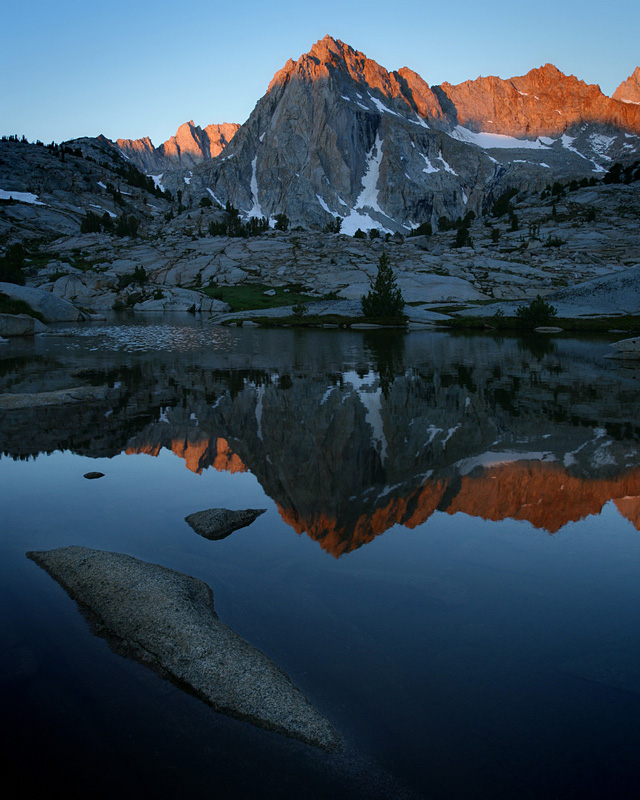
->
[613,66,640,104]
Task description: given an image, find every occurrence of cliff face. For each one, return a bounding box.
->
[613,67,640,105]
[116,120,240,173]
[440,63,640,138]
[186,36,640,232]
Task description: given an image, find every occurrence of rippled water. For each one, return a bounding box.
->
[2,317,640,798]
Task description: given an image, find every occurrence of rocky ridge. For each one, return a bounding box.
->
[613,67,640,105]
[184,36,640,232]
[117,121,240,173]
[1,37,640,321]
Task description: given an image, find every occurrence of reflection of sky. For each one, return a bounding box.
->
[56,323,238,353]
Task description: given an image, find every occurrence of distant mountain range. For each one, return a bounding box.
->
[110,36,640,232]
[117,121,240,173]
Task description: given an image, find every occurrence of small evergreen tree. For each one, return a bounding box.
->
[515,295,558,328]
[361,252,406,321]
[0,243,26,285]
[274,213,289,231]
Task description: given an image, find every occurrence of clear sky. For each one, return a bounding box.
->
[1,0,638,146]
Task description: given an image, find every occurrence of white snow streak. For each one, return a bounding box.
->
[248,156,263,218]
[421,153,439,174]
[368,94,402,118]
[316,194,340,217]
[0,189,45,205]
[149,174,165,191]
[450,126,550,150]
[206,187,222,206]
[437,152,458,175]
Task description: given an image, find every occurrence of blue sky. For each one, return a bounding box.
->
[1,0,638,145]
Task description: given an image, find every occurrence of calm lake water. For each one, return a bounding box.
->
[2,315,640,798]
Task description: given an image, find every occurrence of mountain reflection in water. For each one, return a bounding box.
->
[2,323,640,556]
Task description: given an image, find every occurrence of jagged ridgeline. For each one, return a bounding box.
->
[113,35,640,233]
[2,35,640,239]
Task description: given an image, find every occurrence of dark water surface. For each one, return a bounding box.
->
[2,316,640,798]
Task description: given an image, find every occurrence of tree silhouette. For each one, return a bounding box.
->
[361,251,406,321]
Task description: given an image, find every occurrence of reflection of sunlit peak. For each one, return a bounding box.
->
[170,438,210,474]
[614,496,640,530]
[213,437,246,474]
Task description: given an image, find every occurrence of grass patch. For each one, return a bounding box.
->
[202,283,317,312]
[0,292,45,322]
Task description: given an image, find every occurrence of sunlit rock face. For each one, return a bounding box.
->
[613,67,640,106]
[440,64,640,138]
[187,36,640,232]
[117,121,240,173]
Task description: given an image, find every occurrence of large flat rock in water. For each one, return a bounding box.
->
[27,546,339,751]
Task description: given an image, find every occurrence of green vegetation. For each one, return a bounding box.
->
[448,312,640,334]
[274,213,289,231]
[361,252,406,322]
[115,214,139,238]
[80,210,137,237]
[492,188,518,218]
[603,160,640,185]
[0,244,26,285]
[323,217,342,234]
[515,295,558,327]
[409,221,433,237]
[543,234,567,248]
[353,228,367,239]
[202,283,316,312]
[208,203,269,238]
[0,291,44,321]
[117,265,147,290]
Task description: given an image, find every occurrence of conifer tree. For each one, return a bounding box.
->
[361,251,406,321]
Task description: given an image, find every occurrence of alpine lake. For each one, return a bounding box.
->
[2,313,640,799]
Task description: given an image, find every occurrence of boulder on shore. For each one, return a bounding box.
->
[0,312,48,337]
[27,546,340,751]
[608,335,640,359]
[0,282,83,322]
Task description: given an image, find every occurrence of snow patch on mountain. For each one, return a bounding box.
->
[421,154,439,174]
[450,126,550,150]
[249,156,263,218]
[0,189,45,205]
[355,134,385,213]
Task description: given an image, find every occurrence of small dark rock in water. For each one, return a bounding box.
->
[83,472,104,480]
[185,508,266,540]
[26,546,340,751]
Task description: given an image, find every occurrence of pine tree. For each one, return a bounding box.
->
[361,252,406,321]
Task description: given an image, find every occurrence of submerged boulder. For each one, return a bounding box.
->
[185,507,266,540]
[27,546,340,751]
